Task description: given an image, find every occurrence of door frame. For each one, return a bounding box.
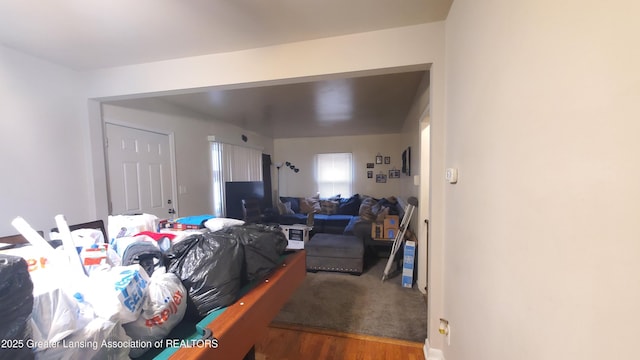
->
[103,119,179,218]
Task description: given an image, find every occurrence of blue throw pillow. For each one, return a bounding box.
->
[280,197,300,213]
[336,194,361,215]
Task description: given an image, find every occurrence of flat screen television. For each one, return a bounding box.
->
[225,181,265,220]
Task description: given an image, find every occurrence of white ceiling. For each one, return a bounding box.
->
[0,0,451,138]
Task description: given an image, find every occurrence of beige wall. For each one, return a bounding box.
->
[102,100,273,217]
[0,45,92,235]
[443,0,640,359]
[273,134,405,199]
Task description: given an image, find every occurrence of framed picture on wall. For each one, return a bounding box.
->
[402,146,411,176]
[367,171,373,178]
[375,173,387,183]
[384,156,391,164]
[375,155,383,164]
[366,162,375,168]
[389,169,401,178]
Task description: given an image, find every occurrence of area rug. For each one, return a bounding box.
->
[273,257,427,342]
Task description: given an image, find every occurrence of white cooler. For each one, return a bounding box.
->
[280,224,311,250]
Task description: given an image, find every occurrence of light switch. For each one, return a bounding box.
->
[445,168,458,184]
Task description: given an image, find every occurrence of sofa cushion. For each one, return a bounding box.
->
[373,196,400,216]
[358,196,379,222]
[319,199,340,215]
[277,213,309,225]
[343,216,360,235]
[306,233,364,259]
[336,194,361,216]
[300,195,321,214]
[280,197,300,213]
[313,214,352,234]
[276,198,295,215]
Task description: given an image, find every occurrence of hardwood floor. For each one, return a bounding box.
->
[255,323,425,360]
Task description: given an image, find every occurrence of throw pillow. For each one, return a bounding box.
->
[375,207,390,222]
[280,197,300,213]
[299,196,321,214]
[276,199,288,215]
[319,200,339,215]
[283,202,295,215]
[336,194,361,215]
[358,196,378,222]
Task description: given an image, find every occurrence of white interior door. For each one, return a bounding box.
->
[106,123,175,219]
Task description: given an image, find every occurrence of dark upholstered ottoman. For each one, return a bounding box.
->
[306,233,364,274]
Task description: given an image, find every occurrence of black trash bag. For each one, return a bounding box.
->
[0,254,35,360]
[220,223,288,283]
[166,232,244,318]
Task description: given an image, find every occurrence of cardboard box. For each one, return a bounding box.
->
[385,227,399,239]
[281,224,310,250]
[371,222,384,239]
[383,215,400,230]
[402,240,416,288]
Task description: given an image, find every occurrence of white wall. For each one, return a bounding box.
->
[84,23,444,99]
[102,100,273,217]
[443,1,640,359]
[273,134,405,199]
[0,45,93,236]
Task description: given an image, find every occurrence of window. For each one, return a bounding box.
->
[210,141,262,217]
[316,153,352,198]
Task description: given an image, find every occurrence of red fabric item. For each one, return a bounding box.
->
[135,231,176,241]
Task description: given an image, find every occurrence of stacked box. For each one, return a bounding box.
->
[384,215,400,239]
[371,223,384,239]
[281,224,310,250]
[385,227,398,239]
[383,215,400,230]
[402,240,416,288]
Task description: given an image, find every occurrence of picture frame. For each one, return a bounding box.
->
[366,162,375,169]
[375,155,383,164]
[389,169,401,179]
[384,156,391,164]
[375,173,387,183]
[367,170,373,178]
[402,146,411,176]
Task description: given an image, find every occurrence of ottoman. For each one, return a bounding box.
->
[306,233,364,274]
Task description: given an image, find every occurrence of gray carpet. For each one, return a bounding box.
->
[273,258,427,342]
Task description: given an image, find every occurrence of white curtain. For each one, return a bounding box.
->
[211,142,262,217]
[316,152,352,198]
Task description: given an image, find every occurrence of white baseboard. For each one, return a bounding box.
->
[423,339,445,360]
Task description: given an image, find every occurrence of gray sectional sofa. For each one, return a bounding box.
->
[276,194,405,274]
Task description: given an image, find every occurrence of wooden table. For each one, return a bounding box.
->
[165,250,306,360]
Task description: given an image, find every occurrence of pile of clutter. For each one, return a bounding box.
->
[0,214,288,359]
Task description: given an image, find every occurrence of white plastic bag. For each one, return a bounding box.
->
[65,228,120,274]
[204,217,245,232]
[108,214,159,243]
[34,318,131,360]
[87,265,150,324]
[123,268,187,358]
[7,216,97,346]
[29,288,87,344]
